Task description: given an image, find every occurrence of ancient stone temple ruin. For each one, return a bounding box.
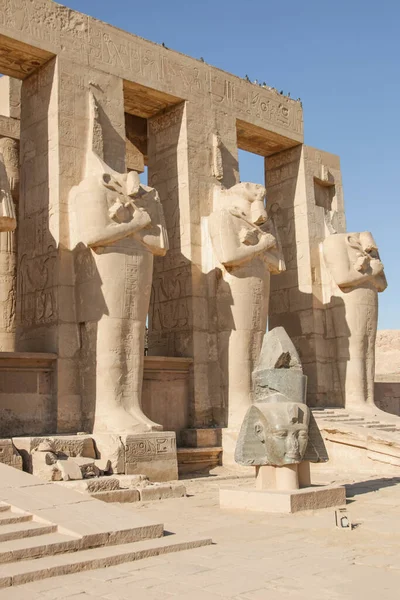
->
[0,0,398,487]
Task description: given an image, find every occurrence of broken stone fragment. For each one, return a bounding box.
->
[70,456,111,478]
[32,451,62,481]
[56,458,83,481]
[92,434,125,474]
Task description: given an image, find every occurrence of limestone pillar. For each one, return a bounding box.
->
[148,101,238,427]
[266,145,345,408]
[17,57,126,432]
[0,137,19,351]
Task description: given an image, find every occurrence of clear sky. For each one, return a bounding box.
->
[63,0,399,329]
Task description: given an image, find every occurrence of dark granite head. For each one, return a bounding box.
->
[235,401,310,467]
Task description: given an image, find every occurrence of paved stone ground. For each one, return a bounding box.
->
[2,468,400,599]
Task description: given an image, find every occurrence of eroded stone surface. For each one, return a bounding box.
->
[57,459,83,481]
[93,434,125,474]
[0,439,22,470]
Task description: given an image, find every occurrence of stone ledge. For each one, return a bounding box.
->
[144,356,193,373]
[0,352,57,369]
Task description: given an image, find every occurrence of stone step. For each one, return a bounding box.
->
[177,447,222,475]
[0,532,81,564]
[0,534,212,588]
[320,417,365,423]
[313,412,349,419]
[373,427,397,432]
[0,521,57,543]
[0,511,32,527]
[0,504,11,513]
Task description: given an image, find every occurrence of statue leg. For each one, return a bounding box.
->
[365,298,378,406]
[93,251,162,434]
[225,269,269,429]
[342,289,378,410]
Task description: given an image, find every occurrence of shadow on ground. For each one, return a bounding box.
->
[346,477,400,497]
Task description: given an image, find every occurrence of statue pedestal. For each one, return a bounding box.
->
[122,432,178,481]
[219,463,346,513]
[255,462,311,490]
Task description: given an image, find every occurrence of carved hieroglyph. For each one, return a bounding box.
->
[323,232,387,409]
[69,141,168,434]
[208,183,285,429]
[0,137,18,351]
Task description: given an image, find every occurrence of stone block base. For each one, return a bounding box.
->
[219,484,346,514]
[140,482,186,501]
[123,432,178,482]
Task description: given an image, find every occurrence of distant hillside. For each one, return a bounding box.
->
[375,330,400,381]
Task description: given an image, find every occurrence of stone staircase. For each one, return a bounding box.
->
[0,464,211,589]
[312,407,400,468]
[312,408,400,432]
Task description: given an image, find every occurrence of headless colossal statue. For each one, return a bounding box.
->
[70,151,168,434]
[323,232,387,409]
[208,182,285,429]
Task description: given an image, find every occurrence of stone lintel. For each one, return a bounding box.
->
[0,2,303,142]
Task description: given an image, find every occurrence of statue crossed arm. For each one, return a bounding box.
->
[75,163,167,256]
[323,232,387,292]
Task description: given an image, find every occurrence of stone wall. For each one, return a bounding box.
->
[375,381,400,417]
[142,356,192,445]
[0,352,57,436]
[374,330,400,416]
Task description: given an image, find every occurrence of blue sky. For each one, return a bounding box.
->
[64,0,399,329]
